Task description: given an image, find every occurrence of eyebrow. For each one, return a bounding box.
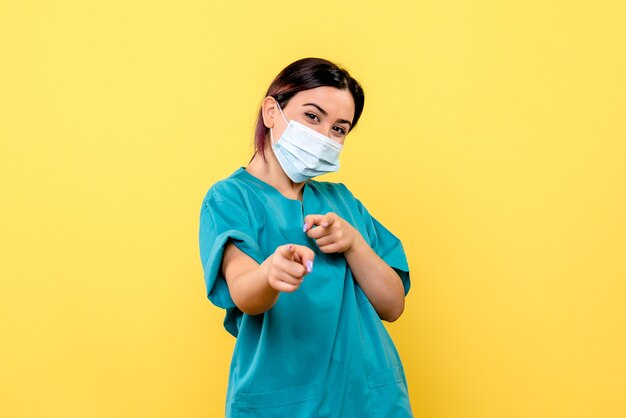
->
[302,103,353,128]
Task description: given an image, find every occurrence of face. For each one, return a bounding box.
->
[263,86,356,146]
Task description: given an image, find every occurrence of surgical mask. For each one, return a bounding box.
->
[270,101,343,183]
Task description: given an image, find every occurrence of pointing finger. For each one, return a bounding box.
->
[277,244,296,260]
[303,214,323,233]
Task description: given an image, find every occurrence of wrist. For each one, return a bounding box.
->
[260,255,273,285]
[345,230,367,255]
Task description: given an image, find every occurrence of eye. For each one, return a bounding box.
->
[332,126,347,136]
[304,112,319,122]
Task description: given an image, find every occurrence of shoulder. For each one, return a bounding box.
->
[201,169,250,212]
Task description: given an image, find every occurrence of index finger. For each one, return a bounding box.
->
[303,214,324,233]
[277,244,296,260]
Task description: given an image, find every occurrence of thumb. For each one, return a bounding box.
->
[294,245,315,274]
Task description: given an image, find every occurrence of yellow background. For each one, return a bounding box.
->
[1,1,625,417]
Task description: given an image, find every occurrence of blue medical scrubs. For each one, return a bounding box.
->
[199,167,413,418]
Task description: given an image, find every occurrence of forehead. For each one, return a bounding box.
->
[289,86,355,121]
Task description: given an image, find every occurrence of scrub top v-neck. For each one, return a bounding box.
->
[199,167,413,418]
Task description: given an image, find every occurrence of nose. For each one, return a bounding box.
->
[311,123,334,139]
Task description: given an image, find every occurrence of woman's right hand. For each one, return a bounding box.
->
[266,244,315,293]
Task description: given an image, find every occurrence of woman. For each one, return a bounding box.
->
[199,57,413,418]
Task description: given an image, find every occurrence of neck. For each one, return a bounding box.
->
[246,145,306,201]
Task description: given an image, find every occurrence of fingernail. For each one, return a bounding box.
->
[322,222,328,227]
[306,260,313,273]
[303,223,307,232]
[289,245,293,251]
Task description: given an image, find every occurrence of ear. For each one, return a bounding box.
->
[261,96,279,129]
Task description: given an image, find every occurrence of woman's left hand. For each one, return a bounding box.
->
[303,212,361,254]
[305,212,405,321]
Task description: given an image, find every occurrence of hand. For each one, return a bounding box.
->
[266,244,315,293]
[303,212,360,254]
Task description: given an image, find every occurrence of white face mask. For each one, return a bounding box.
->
[270,101,343,183]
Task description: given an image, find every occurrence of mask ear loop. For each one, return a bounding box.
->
[270,98,290,145]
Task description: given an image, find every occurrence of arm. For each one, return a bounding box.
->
[344,233,405,322]
[304,213,406,322]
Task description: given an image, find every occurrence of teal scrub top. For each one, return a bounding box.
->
[199,167,413,418]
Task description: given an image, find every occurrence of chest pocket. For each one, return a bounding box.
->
[232,383,319,418]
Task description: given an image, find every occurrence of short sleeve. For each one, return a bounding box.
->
[351,192,411,296]
[198,195,264,337]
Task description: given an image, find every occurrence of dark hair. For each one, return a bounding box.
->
[252,57,365,161]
